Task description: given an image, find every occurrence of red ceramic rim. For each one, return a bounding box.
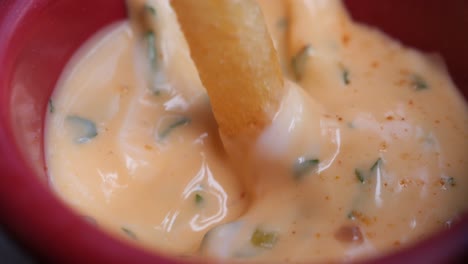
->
[0,0,467,263]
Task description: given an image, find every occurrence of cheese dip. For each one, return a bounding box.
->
[45,0,468,262]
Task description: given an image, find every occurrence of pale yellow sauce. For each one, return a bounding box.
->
[45,0,468,262]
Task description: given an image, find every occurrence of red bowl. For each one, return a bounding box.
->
[0,0,467,263]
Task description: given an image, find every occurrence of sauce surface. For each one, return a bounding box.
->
[45,0,468,262]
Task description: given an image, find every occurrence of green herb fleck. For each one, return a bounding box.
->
[121,227,137,240]
[145,31,157,69]
[342,67,350,85]
[143,4,156,15]
[292,44,313,81]
[195,193,204,205]
[446,177,456,186]
[441,176,456,187]
[355,169,365,184]
[370,158,382,171]
[66,115,98,144]
[411,74,429,90]
[293,158,319,180]
[276,17,288,29]
[347,211,356,220]
[354,158,382,184]
[251,229,278,249]
[48,99,55,113]
[158,117,191,140]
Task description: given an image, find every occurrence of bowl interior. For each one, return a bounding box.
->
[0,0,467,263]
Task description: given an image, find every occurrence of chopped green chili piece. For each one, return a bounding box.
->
[292,44,313,81]
[195,193,204,205]
[355,169,365,184]
[158,116,191,140]
[251,229,278,249]
[66,115,98,144]
[411,74,429,90]
[145,31,157,70]
[143,4,156,15]
[48,99,55,113]
[354,158,382,184]
[446,177,456,187]
[370,158,382,171]
[121,227,137,240]
[347,211,356,220]
[342,67,350,85]
[441,176,456,187]
[293,158,319,180]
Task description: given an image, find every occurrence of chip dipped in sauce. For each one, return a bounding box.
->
[45,0,468,262]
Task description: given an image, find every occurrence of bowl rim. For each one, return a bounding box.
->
[0,0,467,263]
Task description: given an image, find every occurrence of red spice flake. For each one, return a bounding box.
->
[393,240,401,247]
[335,176,341,180]
[399,69,410,75]
[325,196,331,201]
[144,144,153,150]
[315,233,321,239]
[399,179,410,187]
[366,232,376,238]
[395,79,408,87]
[386,116,394,121]
[334,225,364,244]
[349,211,374,226]
[240,191,246,199]
[435,120,440,124]
[408,100,414,106]
[380,142,388,151]
[341,33,351,46]
[370,61,379,68]
[438,178,453,187]
[400,152,410,160]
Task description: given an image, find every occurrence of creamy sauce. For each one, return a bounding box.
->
[45,0,468,262]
